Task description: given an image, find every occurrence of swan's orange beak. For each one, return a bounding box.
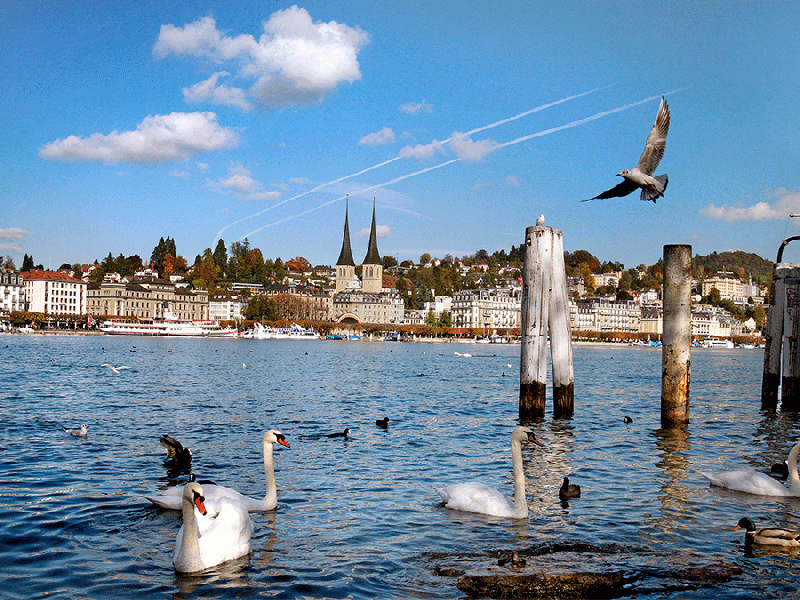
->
[278,439,290,448]
[194,495,207,516]
[527,433,544,446]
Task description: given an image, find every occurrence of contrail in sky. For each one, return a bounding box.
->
[238,91,683,238]
[212,86,608,246]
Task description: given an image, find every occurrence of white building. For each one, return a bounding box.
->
[0,269,25,315]
[422,295,453,320]
[569,297,641,333]
[23,270,87,315]
[209,291,244,322]
[451,288,521,330]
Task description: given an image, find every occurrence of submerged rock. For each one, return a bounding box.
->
[458,571,629,599]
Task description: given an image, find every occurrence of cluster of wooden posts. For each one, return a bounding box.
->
[518,223,691,427]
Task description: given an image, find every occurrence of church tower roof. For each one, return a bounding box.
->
[336,197,356,267]
[363,200,382,265]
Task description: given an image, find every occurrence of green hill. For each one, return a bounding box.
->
[692,250,773,284]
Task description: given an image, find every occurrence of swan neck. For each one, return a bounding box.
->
[178,494,202,570]
[510,437,528,517]
[789,442,800,495]
[263,440,277,506]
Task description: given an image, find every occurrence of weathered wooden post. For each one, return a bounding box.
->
[661,244,691,427]
[520,222,574,420]
[761,264,786,408]
[780,266,800,410]
[549,230,574,417]
[761,237,800,410]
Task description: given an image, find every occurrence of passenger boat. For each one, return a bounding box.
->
[241,322,319,340]
[100,311,238,337]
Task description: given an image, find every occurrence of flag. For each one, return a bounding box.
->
[87,315,95,327]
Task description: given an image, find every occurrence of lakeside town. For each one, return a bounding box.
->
[1,208,770,344]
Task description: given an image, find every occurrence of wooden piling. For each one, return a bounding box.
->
[661,244,691,427]
[780,267,800,410]
[520,224,574,420]
[520,226,551,420]
[549,230,574,418]
[761,264,785,408]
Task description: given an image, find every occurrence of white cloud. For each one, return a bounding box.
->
[196,162,209,170]
[0,228,28,254]
[248,190,282,202]
[449,132,499,162]
[39,112,238,164]
[0,227,29,241]
[289,176,312,185]
[399,101,433,115]
[213,163,281,202]
[357,225,391,238]
[221,164,260,194]
[155,7,369,109]
[399,140,445,160]
[701,192,800,222]
[183,72,253,111]
[170,169,190,178]
[359,127,395,146]
[506,175,520,187]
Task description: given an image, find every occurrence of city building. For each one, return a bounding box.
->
[209,290,244,322]
[451,288,521,331]
[701,272,744,300]
[86,277,208,320]
[422,295,453,321]
[262,284,332,321]
[332,201,404,324]
[23,270,87,315]
[569,297,641,333]
[0,268,25,315]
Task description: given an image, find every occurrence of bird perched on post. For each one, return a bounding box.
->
[536,214,545,225]
[584,96,671,203]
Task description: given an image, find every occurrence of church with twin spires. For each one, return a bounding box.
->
[332,199,404,325]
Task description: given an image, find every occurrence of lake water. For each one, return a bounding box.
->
[1,334,799,599]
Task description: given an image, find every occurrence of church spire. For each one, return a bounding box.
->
[362,198,381,265]
[336,195,355,267]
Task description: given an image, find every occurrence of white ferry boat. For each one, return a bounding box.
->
[100,310,238,337]
[241,322,319,340]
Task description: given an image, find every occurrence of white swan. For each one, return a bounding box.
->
[173,481,253,573]
[147,430,290,511]
[700,441,800,497]
[434,426,543,518]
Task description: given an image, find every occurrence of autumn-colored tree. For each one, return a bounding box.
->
[286,256,312,273]
[162,253,176,277]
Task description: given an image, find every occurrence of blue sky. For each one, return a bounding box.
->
[3,1,800,271]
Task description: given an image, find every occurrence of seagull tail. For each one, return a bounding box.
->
[640,174,668,203]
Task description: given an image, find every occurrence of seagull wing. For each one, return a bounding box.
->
[636,96,670,175]
[583,178,639,201]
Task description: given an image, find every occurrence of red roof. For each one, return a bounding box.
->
[22,270,84,283]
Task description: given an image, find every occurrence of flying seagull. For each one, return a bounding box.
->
[100,363,131,374]
[584,96,671,203]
